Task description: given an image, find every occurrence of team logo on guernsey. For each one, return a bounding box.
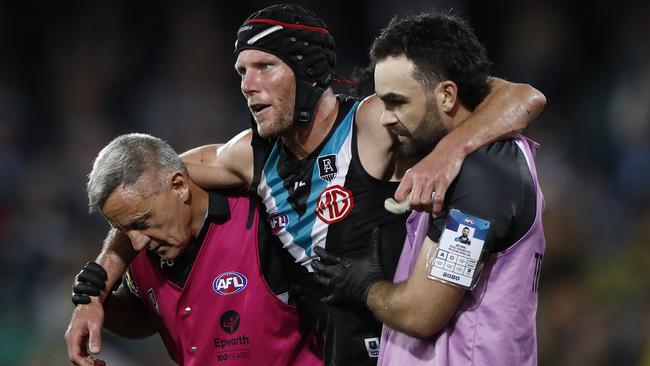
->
[268,212,288,234]
[213,272,248,295]
[317,154,338,182]
[316,185,354,224]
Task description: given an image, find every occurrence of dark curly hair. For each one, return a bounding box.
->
[348,63,375,98]
[370,12,491,110]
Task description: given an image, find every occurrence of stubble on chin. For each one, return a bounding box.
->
[259,113,293,139]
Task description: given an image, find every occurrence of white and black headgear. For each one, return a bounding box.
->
[234,4,336,125]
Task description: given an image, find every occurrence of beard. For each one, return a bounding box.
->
[255,103,294,139]
[253,87,296,139]
[399,101,447,157]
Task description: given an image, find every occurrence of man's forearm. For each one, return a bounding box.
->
[95,229,137,302]
[448,78,546,156]
[366,281,421,335]
[367,278,463,338]
[366,238,465,338]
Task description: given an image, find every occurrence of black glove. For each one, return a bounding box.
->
[312,227,385,307]
[71,262,107,306]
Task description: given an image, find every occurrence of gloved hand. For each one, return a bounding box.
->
[71,262,107,306]
[312,227,384,307]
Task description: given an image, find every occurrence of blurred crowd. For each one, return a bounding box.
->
[0,0,648,365]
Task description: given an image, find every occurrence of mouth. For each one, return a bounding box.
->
[155,246,170,258]
[249,103,271,116]
[387,127,407,138]
[391,130,410,141]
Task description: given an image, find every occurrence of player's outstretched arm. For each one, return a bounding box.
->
[181,129,254,189]
[395,78,546,215]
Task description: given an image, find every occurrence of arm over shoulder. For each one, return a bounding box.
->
[181,129,254,188]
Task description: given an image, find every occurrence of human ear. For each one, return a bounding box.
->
[170,172,189,202]
[438,81,458,113]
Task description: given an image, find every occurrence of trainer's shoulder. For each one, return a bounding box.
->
[459,139,528,186]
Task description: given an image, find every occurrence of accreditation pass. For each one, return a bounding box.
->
[428,209,491,289]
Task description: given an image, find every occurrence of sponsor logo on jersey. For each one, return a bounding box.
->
[215,310,252,361]
[214,335,249,349]
[464,217,474,225]
[220,310,241,334]
[213,272,248,296]
[316,185,354,224]
[268,212,288,234]
[214,335,252,362]
[364,337,380,358]
[147,288,159,314]
[317,154,338,182]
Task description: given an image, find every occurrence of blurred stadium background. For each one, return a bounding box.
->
[1,0,648,365]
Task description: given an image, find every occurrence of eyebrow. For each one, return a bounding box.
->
[235,58,276,73]
[124,212,151,230]
[378,92,409,104]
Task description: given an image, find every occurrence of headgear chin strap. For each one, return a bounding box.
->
[235,4,336,125]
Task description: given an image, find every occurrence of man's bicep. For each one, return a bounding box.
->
[183,130,254,188]
[180,144,221,162]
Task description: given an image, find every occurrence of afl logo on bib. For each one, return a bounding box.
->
[213,272,248,295]
[316,185,354,224]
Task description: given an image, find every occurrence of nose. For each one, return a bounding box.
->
[127,230,150,252]
[380,110,399,127]
[240,71,260,96]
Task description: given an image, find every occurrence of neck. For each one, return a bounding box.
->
[282,89,338,159]
[188,181,209,237]
[444,104,472,131]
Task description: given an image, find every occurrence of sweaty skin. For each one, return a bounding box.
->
[65,49,545,365]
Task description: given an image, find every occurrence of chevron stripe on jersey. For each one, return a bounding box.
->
[258,102,359,267]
